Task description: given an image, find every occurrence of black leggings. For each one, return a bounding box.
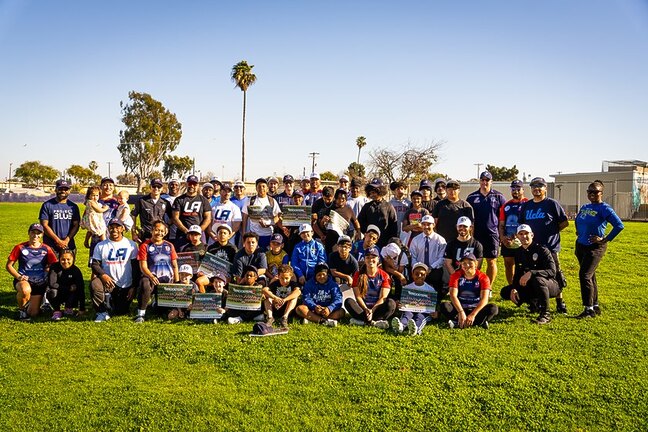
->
[501,277,561,312]
[345,298,397,322]
[575,241,607,307]
[439,302,499,326]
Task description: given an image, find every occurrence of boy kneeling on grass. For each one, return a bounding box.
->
[262,264,301,327]
[223,265,265,325]
[296,262,344,327]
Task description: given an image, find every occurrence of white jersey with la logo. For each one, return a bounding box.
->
[92,237,138,288]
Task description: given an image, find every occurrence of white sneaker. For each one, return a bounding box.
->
[227,316,243,325]
[448,320,456,329]
[372,320,389,330]
[94,312,110,322]
[350,318,365,326]
[391,317,403,333]
[323,319,338,327]
[407,318,417,335]
[302,318,309,325]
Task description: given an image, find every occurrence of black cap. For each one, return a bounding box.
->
[255,177,268,185]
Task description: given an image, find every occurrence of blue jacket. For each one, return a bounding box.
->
[302,276,343,312]
[290,239,327,280]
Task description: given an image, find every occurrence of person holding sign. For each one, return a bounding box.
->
[241,178,283,251]
[441,253,498,329]
[391,262,437,335]
[345,247,396,329]
[135,221,179,323]
[168,264,200,320]
[263,264,301,327]
[223,265,265,324]
[296,262,344,326]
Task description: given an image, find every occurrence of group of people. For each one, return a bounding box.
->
[6,170,624,331]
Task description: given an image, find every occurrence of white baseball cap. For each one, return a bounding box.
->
[179,264,193,275]
[421,215,435,225]
[456,216,472,227]
[299,223,313,234]
[516,224,533,234]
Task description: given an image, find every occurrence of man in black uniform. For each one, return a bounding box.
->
[132,178,172,244]
[171,174,212,250]
[500,224,561,325]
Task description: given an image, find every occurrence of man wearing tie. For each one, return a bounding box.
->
[409,215,447,303]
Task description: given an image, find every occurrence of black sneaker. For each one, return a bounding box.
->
[536,312,552,325]
[593,305,601,316]
[556,300,568,315]
[481,320,489,330]
[576,309,596,319]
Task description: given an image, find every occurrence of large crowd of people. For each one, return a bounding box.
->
[6,171,624,331]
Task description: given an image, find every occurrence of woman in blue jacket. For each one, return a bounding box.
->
[574,180,624,318]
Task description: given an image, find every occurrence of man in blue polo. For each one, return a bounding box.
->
[519,176,569,314]
[39,179,81,255]
[466,171,506,284]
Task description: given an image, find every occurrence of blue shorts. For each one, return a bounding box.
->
[476,233,500,259]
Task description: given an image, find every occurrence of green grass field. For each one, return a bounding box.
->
[1,202,647,431]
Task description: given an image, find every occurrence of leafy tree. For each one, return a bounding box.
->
[88,161,99,173]
[163,155,193,180]
[347,162,366,179]
[368,140,444,183]
[485,164,519,181]
[356,136,367,164]
[231,60,257,182]
[320,171,337,181]
[118,91,182,193]
[116,173,137,185]
[67,164,100,186]
[14,161,59,187]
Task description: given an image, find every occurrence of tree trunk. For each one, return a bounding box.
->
[357,147,361,165]
[241,90,247,182]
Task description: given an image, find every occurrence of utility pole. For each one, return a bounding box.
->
[308,152,319,174]
[107,162,112,179]
[474,163,483,179]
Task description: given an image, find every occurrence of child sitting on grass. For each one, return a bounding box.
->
[391,262,437,336]
[265,233,289,283]
[262,264,301,327]
[295,262,344,327]
[47,249,86,320]
[168,264,199,320]
[223,265,265,324]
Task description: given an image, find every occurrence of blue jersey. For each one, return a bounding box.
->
[575,202,624,246]
[138,240,177,281]
[39,198,81,250]
[9,242,58,284]
[352,268,391,308]
[302,276,342,311]
[499,198,528,238]
[520,198,568,252]
[466,189,506,238]
[449,269,491,309]
[99,197,120,224]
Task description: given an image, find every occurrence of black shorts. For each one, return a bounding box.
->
[476,234,500,259]
[14,279,48,296]
[501,245,517,258]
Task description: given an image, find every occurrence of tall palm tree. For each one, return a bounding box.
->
[231,61,257,181]
[356,136,367,165]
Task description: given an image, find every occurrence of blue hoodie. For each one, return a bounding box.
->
[291,239,327,280]
[302,275,343,312]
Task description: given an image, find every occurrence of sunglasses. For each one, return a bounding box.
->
[530,184,545,188]
[587,189,602,194]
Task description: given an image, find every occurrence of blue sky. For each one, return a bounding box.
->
[1,0,647,182]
